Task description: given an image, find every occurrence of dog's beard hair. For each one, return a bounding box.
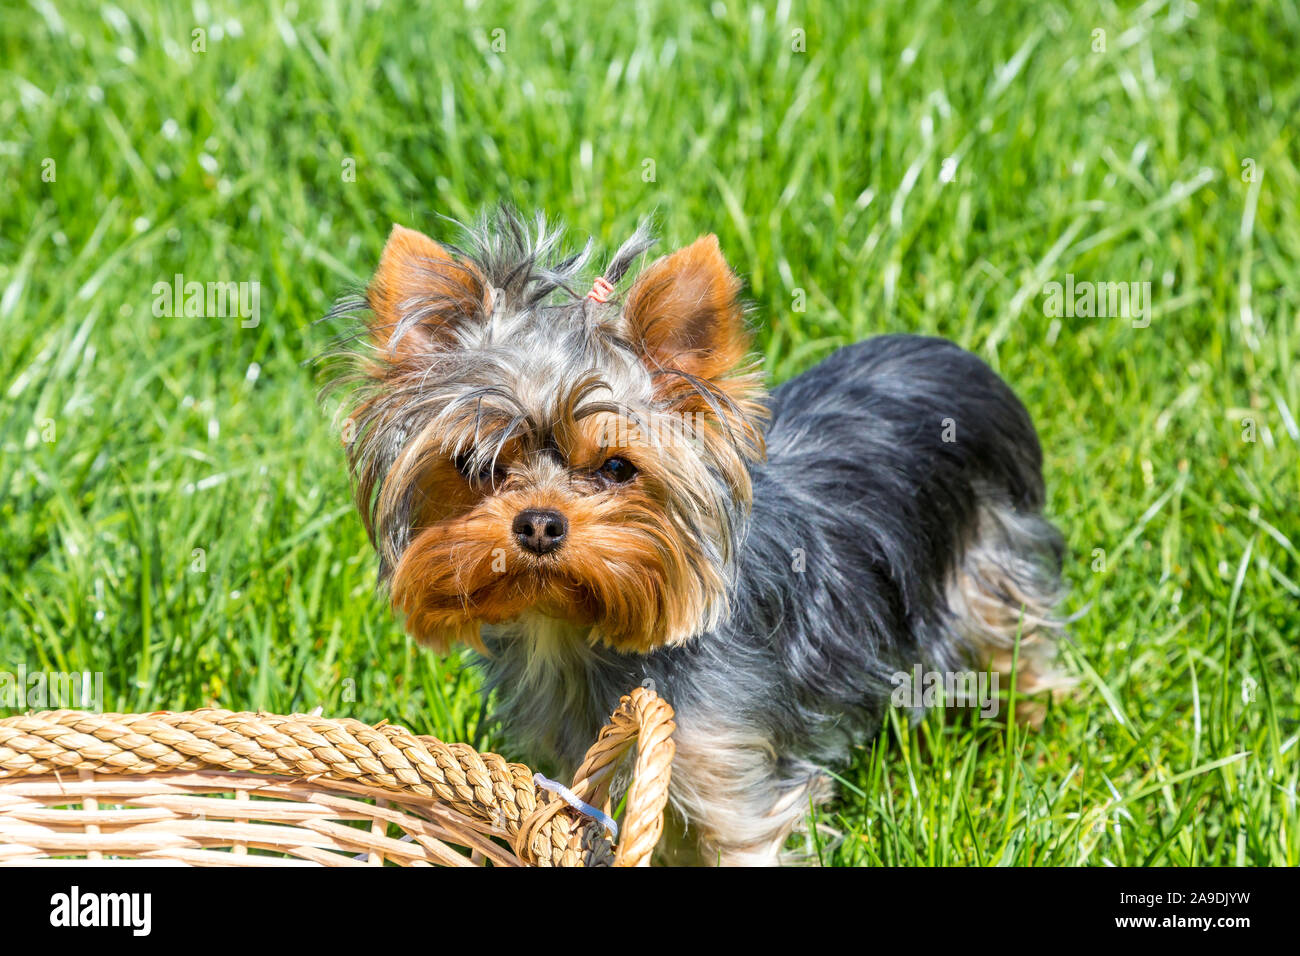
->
[387,446,735,652]
[320,209,766,652]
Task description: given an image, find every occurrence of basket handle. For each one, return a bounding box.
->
[517,685,676,867]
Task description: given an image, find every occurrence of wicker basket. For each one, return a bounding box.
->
[0,686,674,866]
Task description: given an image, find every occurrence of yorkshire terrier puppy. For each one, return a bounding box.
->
[328,208,1067,866]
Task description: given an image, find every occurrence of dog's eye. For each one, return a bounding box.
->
[455,452,505,488]
[595,456,637,485]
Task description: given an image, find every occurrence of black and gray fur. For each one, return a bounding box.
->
[483,337,1067,864]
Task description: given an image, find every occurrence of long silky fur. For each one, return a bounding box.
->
[322,209,1068,865]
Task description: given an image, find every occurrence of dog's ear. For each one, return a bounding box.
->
[622,234,749,382]
[366,224,487,361]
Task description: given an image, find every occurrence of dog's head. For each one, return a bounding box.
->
[327,209,766,653]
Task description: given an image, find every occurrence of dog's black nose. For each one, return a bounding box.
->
[512,509,568,555]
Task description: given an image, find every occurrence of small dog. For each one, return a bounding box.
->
[326,208,1067,865]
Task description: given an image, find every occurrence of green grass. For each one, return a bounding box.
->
[2,0,1297,866]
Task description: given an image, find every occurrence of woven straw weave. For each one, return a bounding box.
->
[0,686,675,867]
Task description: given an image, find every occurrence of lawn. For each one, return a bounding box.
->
[1,0,1296,865]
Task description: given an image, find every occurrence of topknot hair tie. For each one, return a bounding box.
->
[587,276,615,304]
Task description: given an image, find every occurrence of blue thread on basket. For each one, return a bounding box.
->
[532,773,619,838]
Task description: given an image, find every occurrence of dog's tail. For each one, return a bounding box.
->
[947,489,1074,724]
